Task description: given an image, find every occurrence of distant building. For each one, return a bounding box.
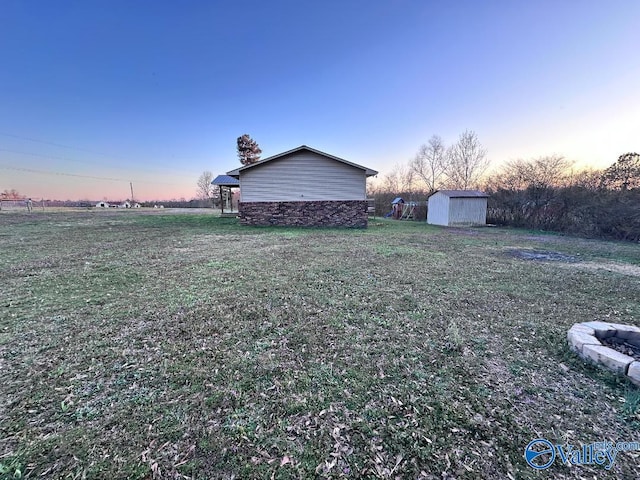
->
[96,201,109,208]
[427,190,489,226]
[226,145,377,227]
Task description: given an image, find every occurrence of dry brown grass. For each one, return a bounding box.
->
[1,209,639,479]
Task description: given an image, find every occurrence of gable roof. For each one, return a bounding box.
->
[430,190,489,198]
[211,175,240,186]
[227,145,378,177]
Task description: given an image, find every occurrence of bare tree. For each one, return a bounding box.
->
[237,134,262,165]
[410,135,445,193]
[382,165,401,193]
[1,189,22,199]
[404,167,417,196]
[443,130,489,190]
[601,152,640,190]
[196,171,215,205]
[569,167,603,189]
[383,163,415,193]
[489,155,573,191]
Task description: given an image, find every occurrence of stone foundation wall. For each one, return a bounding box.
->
[239,200,368,227]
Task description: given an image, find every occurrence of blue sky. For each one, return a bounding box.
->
[1,1,639,200]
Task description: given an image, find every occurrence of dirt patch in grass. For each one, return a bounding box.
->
[508,249,578,262]
[1,211,639,479]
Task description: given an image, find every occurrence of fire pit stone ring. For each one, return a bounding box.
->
[568,321,640,386]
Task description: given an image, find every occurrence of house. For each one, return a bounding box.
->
[226,145,377,227]
[427,190,489,226]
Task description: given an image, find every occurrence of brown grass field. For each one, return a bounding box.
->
[1,208,639,479]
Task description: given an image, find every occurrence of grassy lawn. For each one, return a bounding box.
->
[1,209,639,479]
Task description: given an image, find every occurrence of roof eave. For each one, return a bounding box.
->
[211,174,240,186]
[227,145,376,176]
[429,189,489,198]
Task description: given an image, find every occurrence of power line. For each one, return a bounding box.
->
[0,148,198,177]
[0,131,109,157]
[0,163,132,182]
[0,132,156,173]
[0,148,94,164]
[0,163,179,185]
[0,148,202,180]
[0,131,226,185]
[0,131,215,175]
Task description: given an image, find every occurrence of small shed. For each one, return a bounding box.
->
[427,190,489,226]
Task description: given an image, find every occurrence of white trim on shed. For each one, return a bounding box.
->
[427,190,489,226]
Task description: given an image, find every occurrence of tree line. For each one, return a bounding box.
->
[368,132,639,241]
[484,152,640,241]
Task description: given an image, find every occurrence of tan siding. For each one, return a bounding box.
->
[448,198,487,226]
[240,151,366,202]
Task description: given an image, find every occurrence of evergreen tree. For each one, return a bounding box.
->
[237,134,262,165]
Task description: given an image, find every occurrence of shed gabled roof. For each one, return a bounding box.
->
[211,175,240,187]
[430,190,489,198]
[226,145,378,177]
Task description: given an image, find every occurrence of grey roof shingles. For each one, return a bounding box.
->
[432,190,489,198]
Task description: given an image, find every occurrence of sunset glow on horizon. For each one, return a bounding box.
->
[1,1,639,201]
